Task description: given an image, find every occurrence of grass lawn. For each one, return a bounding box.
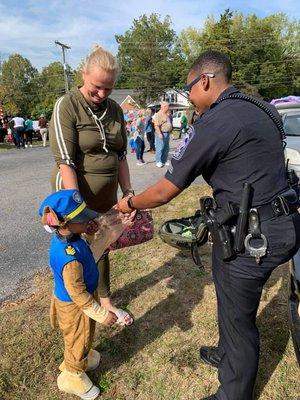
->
[0,184,299,400]
[0,143,14,152]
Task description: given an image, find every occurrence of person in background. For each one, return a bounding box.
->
[11,113,25,149]
[39,114,48,147]
[179,111,188,139]
[153,101,172,168]
[5,117,14,144]
[24,116,34,147]
[144,108,155,153]
[134,109,146,165]
[0,117,5,143]
[49,45,134,326]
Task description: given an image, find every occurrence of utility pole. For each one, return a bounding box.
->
[55,41,71,93]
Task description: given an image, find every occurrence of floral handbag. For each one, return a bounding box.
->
[109,210,154,250]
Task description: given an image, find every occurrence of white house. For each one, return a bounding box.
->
[148,88,190,111]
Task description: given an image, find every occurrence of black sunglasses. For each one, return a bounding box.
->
[184,73,215,93]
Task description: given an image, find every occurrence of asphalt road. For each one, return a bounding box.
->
[0,141,203,302]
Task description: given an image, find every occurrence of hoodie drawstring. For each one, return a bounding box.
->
[87,106,108,153]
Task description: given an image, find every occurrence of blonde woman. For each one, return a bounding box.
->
[49,45,134,328]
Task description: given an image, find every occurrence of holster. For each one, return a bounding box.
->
[200,197,236,261]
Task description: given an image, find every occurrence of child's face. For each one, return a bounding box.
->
[64,219,99,235]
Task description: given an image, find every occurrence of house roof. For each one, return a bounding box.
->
[109,89,139,106]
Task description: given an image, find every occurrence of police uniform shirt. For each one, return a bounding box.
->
[49,233,99,302]
[165,86,289,207]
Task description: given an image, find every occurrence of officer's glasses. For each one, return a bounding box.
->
[184,73,215,94]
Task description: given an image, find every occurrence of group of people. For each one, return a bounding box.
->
[38,44,300,400]
[0,114,48,148]
[126,104,189,168]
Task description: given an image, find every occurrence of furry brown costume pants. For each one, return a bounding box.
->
[50,295,96,373]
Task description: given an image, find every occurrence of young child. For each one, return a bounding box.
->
[39,189,130,400]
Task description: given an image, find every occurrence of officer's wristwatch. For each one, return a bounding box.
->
[123,188,135,197]
[127,196,135,211]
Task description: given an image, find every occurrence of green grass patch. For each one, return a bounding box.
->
[0,143,13,152]
[0,184,299,399]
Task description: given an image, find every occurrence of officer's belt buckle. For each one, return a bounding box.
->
[272,196,290,216]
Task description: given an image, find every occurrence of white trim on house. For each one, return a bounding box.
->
[120,95,140,108]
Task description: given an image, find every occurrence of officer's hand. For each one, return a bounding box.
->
[102,311,118,326]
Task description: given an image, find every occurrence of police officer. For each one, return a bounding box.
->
[117,51,300,400]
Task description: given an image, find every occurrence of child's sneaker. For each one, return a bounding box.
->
[156,162,163,168]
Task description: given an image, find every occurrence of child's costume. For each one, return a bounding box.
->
[39,189,112,400]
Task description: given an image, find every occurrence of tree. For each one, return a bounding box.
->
[179,10,300,99]
[116,13,186,105]
[72,60,84,88]
[31,62,66,118]
[0,54,38,115]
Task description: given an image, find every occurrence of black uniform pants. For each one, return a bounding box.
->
[212,213,299,400]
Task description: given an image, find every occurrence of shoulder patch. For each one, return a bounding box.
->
[173,126,195,161]
[65,245,76,256]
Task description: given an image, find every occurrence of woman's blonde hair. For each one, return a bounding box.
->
[83,45,119,75]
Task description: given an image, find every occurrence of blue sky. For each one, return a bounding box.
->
[0,0,299,70]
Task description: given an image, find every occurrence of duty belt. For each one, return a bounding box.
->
[253,193,299,222]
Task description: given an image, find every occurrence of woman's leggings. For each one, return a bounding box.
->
[97,251,111,297]
[135,136,145,160]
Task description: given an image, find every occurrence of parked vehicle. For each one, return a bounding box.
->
[273,98,300,366]
[273,102,300,178]
[32,120,42,140]
[288,250,300,365]
[172,110,185,130]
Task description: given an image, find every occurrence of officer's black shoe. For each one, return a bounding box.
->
[199,346,221,368]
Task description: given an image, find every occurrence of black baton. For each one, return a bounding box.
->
[234,182,252,252]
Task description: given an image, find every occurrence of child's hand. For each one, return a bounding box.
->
[99,209,135,244]
[102,311,118,326]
